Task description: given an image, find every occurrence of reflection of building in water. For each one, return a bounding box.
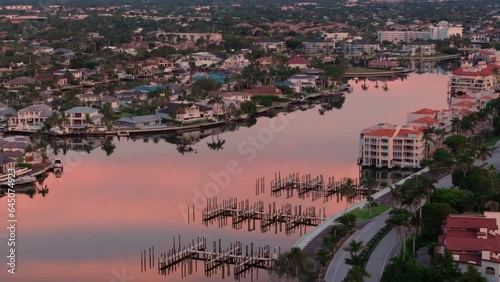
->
[64,137,103,151]
[360,167,417,187]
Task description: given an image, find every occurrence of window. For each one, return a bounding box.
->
[486,267,495,275]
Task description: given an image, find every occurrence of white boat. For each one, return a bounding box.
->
[54,158,63,168]
[117,131,130,137]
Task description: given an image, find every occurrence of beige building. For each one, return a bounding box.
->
[359,123,424,169]
[449,62,498,94]
[64,107,103,127]
[164,33,222,43]
[9,104,56,126]
[253,39,286,52]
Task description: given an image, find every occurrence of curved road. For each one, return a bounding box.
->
[363,141,500,281]
[324,210,391,282]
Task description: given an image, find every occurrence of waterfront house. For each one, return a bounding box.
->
[114,114,163,128]
[64,107,103,127]
[436,212,500,282]
[158,102,213,122]
[287,74,320,92]
[221,92,252,102]
[359,123,424,169]
[9,104,55,127]
[244,85,283,97]
[368,60,399,69]
[0,156,15,174]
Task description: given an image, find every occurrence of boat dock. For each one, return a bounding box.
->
[201,196,325,236]
[141,237,280,280]
[270,172,357,201]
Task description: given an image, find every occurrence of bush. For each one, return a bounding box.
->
[18,163,32,169]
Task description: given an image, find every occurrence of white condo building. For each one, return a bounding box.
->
[430,21,463,40]
[359,124,424,169]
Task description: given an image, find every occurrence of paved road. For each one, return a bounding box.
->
[363,141,500,281]
[365,229,398,282]
[324,210,391,282]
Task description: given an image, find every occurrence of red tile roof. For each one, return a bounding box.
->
[454,94,476,100]
[446,215,498,230]
[396,129,422,137]
[410,108,439,115]
[453,64,497,76]
[459,108,474,115]
[245,85,282,95]
[411,116,439,125]
[364,128,397,137]
[286,57,310,65]
[453,100,477,107]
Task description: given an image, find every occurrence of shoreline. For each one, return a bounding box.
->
[293,167,430,250]
[4,92,342,138]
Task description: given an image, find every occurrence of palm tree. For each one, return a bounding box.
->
[486,165,497,194]
[269,247,311,282]
[476,145,492,164]
[341,178,358,213]
[364,174,377,217]
[83,113,94,127]
[451,117,461,134]
[419,177,437,205]
[455,150,475,177]
[390,185,404,207]
[208,95,225,117]
[423,133,435,159]
[434,128,447,148]
[409,214,421,256]
[386,208,411,257]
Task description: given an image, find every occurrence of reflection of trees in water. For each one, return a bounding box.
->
[319,95,346,115]
[413,59,460,74]
[207,134,226,151]
[100,137,116,156]
[246,115,257,127]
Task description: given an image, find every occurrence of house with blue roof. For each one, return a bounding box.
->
[132,85,169,93]
[115,114,163,128]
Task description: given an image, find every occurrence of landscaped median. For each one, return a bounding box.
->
[360,224,392,270]
[345,203,390,221]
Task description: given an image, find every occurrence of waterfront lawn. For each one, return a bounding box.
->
[348,204,390,220]
[114,112,137,119]
[345,67,389,74]
[487,136,500,148]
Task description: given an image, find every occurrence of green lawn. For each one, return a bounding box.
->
[345,67,391,74]
[113,112,137,119]
[347,204,390,220]
[487,136,500,147]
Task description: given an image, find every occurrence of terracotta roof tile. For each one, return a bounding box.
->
[410,108,439,115]
[364,128,397,137]
[411,116,439,125]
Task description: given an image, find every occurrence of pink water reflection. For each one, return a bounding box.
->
[0,72,451,281]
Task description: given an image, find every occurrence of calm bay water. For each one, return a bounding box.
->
[1,68,453,282]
